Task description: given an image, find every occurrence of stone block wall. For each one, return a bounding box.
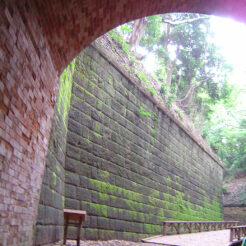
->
[64,44,224,241]
[224,206,246,225]
[35,63,74,245]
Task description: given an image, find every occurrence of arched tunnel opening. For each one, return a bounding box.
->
[0,1,246,245]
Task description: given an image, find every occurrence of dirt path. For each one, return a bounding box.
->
[66,240,158,246]
[64,230,235,246]
[143,229,233,246]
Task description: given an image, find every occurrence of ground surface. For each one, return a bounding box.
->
[143,229,233,246]
[65,229,237,246]
[66,240,157,246]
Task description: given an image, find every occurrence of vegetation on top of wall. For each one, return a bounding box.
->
[109,30,159,101]
[109,30,131,55]
[109,14,246,183]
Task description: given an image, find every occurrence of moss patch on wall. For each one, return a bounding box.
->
[57,60,75,127]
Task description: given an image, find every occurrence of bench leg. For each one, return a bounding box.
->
[163,222,167,235]
[64,215,69,245]
[77,217,82,246]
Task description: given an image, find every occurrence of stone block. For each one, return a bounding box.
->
[36,204,45,225]
[77,187,91,202]
[65,198,80,210]
[85,228,99,240]
[65,171,80,186]
[35,225,55,245]
[44,206,57,225]
[98,229,116,240]
[66,144,81,161]
[65,184,76,199]
[97,217,111,230]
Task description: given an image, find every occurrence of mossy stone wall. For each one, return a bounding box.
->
[36,63,74,245]
[64,45,224,241]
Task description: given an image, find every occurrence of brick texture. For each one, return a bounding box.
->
[36,0,246,74]
[1,0,246,245]
[0,1,59,245]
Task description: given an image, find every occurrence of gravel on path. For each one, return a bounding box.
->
[143,229,233,246]
[65,240,164,246]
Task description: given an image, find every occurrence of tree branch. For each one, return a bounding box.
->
[161,16,209,26]
[176,77,210,103]
[129,18,147,48]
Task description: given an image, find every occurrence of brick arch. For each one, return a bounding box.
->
[36,0,246,75]
[0,0,246,245]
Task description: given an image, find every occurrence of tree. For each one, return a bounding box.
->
[114,14,246,176]
[129,18,147,48]
[202,93,246,175]
[119,13,232,126]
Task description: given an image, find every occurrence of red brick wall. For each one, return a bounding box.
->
[36,0,246,75]
[0,1,59,245]
[1,0,246,245]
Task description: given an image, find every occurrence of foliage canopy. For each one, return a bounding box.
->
[111,13,246,176]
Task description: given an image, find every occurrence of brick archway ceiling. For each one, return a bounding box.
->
[0,0,245,244]
[36,0,246,75]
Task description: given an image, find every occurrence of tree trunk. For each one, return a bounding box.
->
[129,18,147,48]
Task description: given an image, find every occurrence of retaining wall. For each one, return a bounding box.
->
[62,40,224,241]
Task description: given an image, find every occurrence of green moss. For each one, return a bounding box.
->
[86,115,92,120]
[131,182,138,187]
[99,193,109,201]
[145,224,161,234]
[136,71,148,84]
[62,196,65,208]
[100,170,109,179]
[97,100,103,107]
[130,57,136,65]
[53,172,57,185]
[94,132,102,138]
[94,122,100,132]
[58,60,75,127]
[147,86,157,95]
[108,77,114,86]
[56,165,61,172]
[87,135,91,143]
[109,30,131,55]
[92,203,107,217]
[90,179,116,194]
[151,189,160,198]
[138,107,151,117]
[166,176,172,186]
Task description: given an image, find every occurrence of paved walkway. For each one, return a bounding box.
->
[142,229,233,246]
[64,230,237,246]
[65,240,158,245]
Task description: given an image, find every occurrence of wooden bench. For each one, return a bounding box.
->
[230,225,246,241]
[163,221,239,235]
[64,209,87,246]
